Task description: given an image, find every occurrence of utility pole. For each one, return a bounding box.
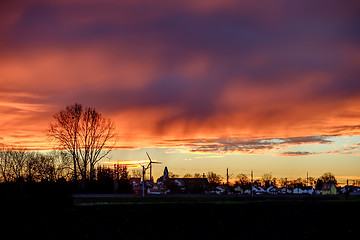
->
[251,170,254,198]
[142,165,145,197]
[149,164,152,182]
[306,172,309,187]
[226,168,229,185]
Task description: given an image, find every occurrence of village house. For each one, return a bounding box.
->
[305,186,314,194]
[130,177,156,194]
[234,186,244,194]
[147,183,168,195]
[253,186,266,195]
[293,188,303,194]
[340,185,360,195]
[321,184,337,195]
[215,185,228,195]
[293,186,314,195]
[130,177,142,194]
[156,166,208,194]
[279,187,292,194]
[266,186,279,195]
[234,186,251,194]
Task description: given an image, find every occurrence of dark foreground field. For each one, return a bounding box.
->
[3,195,360,240]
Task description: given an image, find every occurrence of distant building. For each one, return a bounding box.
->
[266,186,279,195]
[130,177,156,194]
[162,166,169,181]
[341,185,360,194]
[234,186,244,194]
[252,186,266,195]
[147,184,168,195]
[156,166,208,193]
[293,186,314,195]
[279,187,291,194]
[130,177,142,194]
[322,184,337,195]
[216,185,228,195]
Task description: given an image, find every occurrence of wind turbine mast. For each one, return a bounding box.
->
[146,152,152,181]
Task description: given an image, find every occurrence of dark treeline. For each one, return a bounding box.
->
[0,148,72,183]
[0,148,132,198]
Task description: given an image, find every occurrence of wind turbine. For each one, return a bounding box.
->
[139,152,161,197]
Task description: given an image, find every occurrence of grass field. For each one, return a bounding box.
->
[72,193,359,205]
[4,195,360,240]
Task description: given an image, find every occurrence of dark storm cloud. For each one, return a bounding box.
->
[280,136,333,145]
[177,135,333,153]
[280,151,314,156]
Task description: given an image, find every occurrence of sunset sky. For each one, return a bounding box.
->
[1,0,360,184]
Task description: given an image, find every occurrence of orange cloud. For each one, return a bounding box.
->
[0,0,360,152]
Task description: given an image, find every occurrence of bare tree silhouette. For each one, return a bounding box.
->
[48,103,116,189]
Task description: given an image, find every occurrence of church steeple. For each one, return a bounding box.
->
[163,166,169,181]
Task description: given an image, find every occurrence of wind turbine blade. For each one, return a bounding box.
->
[146,152,152,163]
